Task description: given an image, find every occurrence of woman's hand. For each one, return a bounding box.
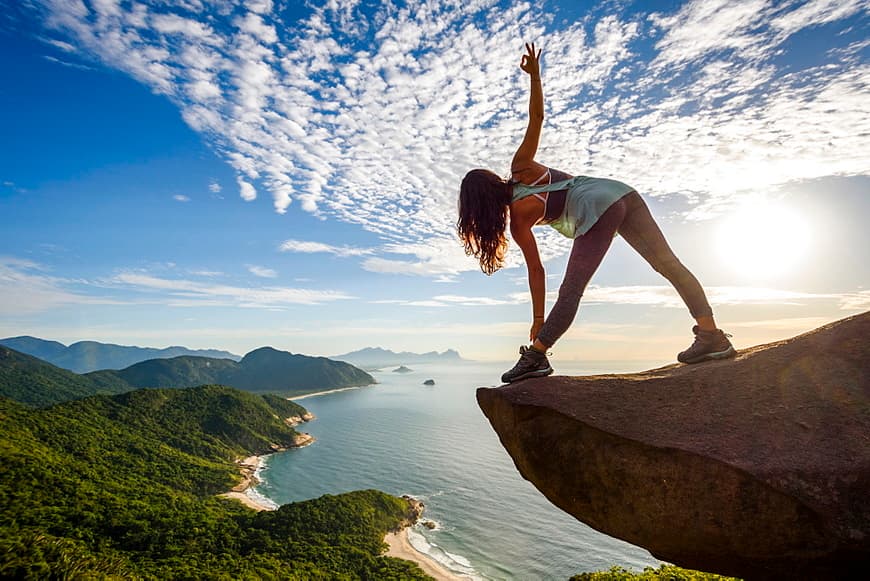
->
[530,317,544,342]
[520,42,541,77]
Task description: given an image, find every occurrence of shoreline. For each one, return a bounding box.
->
[218,426,316,511]
[289,385,369,400]
[384,528,466,581]
[218,454,276,512]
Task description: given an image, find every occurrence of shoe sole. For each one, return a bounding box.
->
[502,366,554,384]
[679,346,737,365]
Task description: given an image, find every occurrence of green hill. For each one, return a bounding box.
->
[0,386,428,579]
[104,355,237,388]
[0,346,131,407]
[105,347,376,396]
[232,347,375,394]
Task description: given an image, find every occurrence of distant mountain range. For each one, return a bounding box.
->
[1,344,374,406]
[0,335,240,373]
[332,347,465,369]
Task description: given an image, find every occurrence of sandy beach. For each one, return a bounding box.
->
[218,455,276,512]
[289,385,370,400]
[385,529,465,581]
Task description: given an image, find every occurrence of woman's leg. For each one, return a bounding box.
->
[534,197,628,349]
[616,192,715,324]
[617,192,735,363]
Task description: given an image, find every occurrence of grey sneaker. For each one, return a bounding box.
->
[501,345,554,383]
[678,326,736,364]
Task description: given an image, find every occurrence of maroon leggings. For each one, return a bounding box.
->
[536,192,713,348]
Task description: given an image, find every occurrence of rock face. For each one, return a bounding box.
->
[477,312,870,580]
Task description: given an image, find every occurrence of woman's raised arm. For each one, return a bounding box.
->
[511,43,545,175]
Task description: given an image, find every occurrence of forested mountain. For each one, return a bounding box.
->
[103,347,375,396]
[0,335,241,373]
[0,385,428,579]
[1,344,375,406]
[0,346,131,407]
[105,355,237,388]
[232,347,375,393]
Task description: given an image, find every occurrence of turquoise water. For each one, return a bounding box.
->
[254,361,661,580]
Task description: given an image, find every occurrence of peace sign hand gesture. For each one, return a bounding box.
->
[520,42,542,77]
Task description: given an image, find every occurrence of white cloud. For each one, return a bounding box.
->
[173,194,191,202]
[247,265,277,278]
[208,181,222,193]
[727,316,837,331]
[839,290,870,311]
[111,272,353,307]
[406,285,849,309]
[32,0,870,276]
[0,257,120,315]
[237,177,256,201]
[189,269,223,277]
[579,285,841,308]
[278,239,373,257]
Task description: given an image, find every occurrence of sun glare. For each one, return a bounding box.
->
[715,200,813,280]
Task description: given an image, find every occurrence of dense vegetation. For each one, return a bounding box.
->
[103,355,238,389]
[0,385,429,579]
[0,346,130,407]
[571,565,740,580]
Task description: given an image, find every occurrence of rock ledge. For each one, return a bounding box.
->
[477,312,870,580]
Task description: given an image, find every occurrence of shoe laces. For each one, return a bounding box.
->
[519,345,552,357]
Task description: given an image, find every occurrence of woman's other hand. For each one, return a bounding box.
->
[520,42,541,77]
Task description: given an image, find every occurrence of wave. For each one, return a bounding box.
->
[245,486,279,510]
[249,456,280,510]
[407,527,486,580]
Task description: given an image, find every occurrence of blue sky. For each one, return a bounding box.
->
[1,0,868,363]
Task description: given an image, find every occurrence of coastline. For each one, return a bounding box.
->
[218,455,276,511]
[289,385,368,400]
[222,457,468,579]
[384,528,466,581]
[218,427,315,511]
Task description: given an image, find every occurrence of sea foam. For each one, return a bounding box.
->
[408,527,484,580]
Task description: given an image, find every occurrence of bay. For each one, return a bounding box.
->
[254,361,662,580]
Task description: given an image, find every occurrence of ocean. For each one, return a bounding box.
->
[252,361,662,580]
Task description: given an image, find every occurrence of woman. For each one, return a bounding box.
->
[457,43,735,383]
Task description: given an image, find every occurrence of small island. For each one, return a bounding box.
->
[423,379,435,386]
[392,365,413,373]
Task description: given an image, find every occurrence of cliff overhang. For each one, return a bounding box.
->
[478,312,870,580]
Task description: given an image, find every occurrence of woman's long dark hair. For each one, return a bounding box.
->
[457,169,512,275]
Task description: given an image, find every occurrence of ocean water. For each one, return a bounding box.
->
[254,361,662,580]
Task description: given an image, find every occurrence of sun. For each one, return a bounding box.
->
[715,200,813,280]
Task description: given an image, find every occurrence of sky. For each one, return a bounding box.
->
[1,0,868,364]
